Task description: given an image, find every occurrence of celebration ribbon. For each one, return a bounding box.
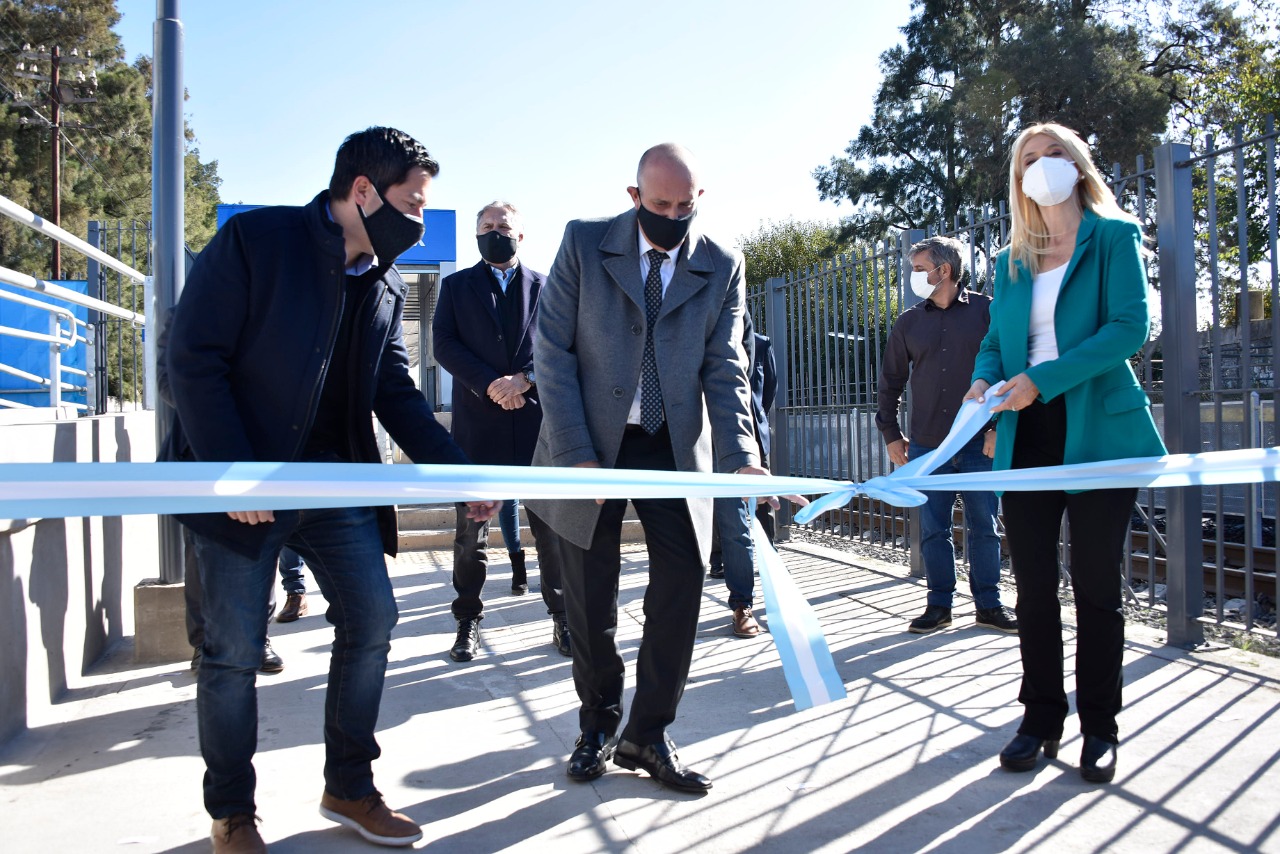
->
[0,460,852,711]
[754,518,847,710]
[0,461,845,521]
[794,383,1280,523]
[3,380,1277,714]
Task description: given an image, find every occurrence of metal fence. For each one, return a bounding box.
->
[86,220,150,412]
[761,117,1279,645]
[0,196,146,414]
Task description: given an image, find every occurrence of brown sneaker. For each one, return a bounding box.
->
[733,606,761,638]
[276,592,309,623]
[319,790,422,847]
[210,814,265,853]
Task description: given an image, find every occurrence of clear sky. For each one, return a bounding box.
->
[112,0,910,273]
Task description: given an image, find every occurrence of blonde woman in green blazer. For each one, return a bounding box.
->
[965,122,1166,784]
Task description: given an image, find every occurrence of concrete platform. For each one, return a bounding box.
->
[1,539,1278,853]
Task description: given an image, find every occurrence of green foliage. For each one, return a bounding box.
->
[815,0,1187,242]
[737,218,856,290]
[737,218,902,400]
[0,1,222,403]
[0,0,222,282]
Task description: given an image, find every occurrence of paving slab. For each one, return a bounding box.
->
[1,539,1278,853]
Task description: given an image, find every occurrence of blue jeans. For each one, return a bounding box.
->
[908,434,1003,610]
[278,546,306,595]
[192,505,398,818]
[711,496,755,609]
[496,498,521,552]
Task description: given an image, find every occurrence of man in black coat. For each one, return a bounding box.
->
[164,127,497,852]
[432,202,568,662]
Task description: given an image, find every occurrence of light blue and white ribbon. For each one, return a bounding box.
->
[0,461,844,521]
[3,380,1280,715]
[754,518,847,710]
[795,382,1280,523]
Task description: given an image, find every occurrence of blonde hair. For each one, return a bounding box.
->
[1006,122,1137,276]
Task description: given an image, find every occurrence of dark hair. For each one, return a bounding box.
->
[328,127,440,200]
[908,235,967,288]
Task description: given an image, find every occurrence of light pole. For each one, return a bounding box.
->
[13,43,98,280]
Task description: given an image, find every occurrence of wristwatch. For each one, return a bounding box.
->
[522,368,536,386]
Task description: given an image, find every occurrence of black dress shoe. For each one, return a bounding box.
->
[999,733,1060,772]
[567,731,615,781]
[614,736,712,792]
[552,616,572,657]
[450,617,482,662]
[259,638,285,673]
[1080,735,1117,783]
[708,563,725,579]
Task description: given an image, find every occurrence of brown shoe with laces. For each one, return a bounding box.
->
[319,790,422,847]
[733,606,761,638]
[210,814,265,853]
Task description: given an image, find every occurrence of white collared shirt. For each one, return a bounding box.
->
[638,230,676,296]
[628,231,679,424]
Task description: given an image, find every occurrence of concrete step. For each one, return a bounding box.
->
[396,503,645,552]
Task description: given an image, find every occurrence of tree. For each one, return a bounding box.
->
[1164,1,1278,326]
[737,218,855,291]
[815,0,1172,242]
[0,0,222,282]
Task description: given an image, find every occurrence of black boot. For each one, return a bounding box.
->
[510,550,528,595]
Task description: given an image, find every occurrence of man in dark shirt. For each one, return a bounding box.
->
[165,127,498,851]
[876,236,1016,635]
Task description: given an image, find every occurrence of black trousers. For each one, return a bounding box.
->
[451,503,565,619]
[558,424,704,745]
[1003,396,1135,743]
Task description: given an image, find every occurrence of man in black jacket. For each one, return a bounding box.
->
[165,127,497,852]
[432,201,568,663]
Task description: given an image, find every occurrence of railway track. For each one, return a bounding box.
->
[807,502,1277,600]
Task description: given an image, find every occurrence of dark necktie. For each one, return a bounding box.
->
[640,248,666,434]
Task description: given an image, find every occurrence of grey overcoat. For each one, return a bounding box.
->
[527,208,759,554]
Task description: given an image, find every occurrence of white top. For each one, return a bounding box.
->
[628,231,678,424]
[1027,263,1067,367]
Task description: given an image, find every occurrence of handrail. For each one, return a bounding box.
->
[0,287,80,326]
[0,265,145,324]
[0,194,146,283]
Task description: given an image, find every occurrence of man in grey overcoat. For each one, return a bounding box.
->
[528,143,765,793]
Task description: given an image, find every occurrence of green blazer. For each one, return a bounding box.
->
[972,209,1167,478]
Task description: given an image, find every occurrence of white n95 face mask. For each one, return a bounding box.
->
[1022,156,1080,207]
[910,270,936,299]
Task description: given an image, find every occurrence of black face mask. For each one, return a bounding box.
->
[477,231,519,266]
[636,199,696,251]
[358,187,425,263]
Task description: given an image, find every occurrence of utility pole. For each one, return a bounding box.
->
[13,44,98,280]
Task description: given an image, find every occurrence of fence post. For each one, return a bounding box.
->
[1154,141,1204,648]
[900,229,927,578]
[47,314,61,407]
[86,220,101,413]
[152,0,186,586]
[764,275,792,537]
